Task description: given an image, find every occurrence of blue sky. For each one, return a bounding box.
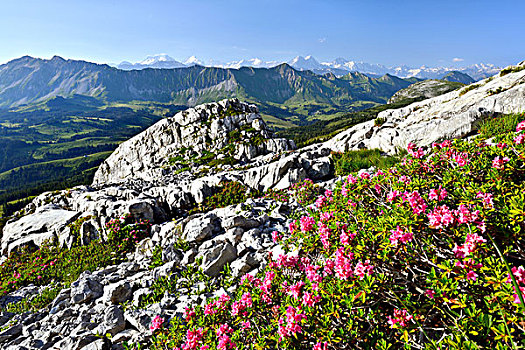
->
[0,0,524,67]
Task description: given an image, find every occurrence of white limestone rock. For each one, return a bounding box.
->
[1,205,79,254]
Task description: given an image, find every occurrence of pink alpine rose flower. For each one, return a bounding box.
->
[516,120,525,132]
[492,156,510,169]
[150,315,164,332]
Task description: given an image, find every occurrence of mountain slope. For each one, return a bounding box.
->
[441,71,475,84]
[388,79,464,104]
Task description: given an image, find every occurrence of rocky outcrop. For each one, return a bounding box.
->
[93,99,295,185]
[0,100,331,254]
[327,62,525,154]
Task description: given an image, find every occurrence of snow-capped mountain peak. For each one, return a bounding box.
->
[117,54,185,70]
[140,54,176,65]
[184,56,204,66]
[288,55,323,71]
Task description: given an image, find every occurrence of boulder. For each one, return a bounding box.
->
[124,309,157,333]
[198,242,238,277]
[70,273,103,304]
[183,214,216,242]
[92,305,125,336]
[101,281,133,305]
[1,205,79,254]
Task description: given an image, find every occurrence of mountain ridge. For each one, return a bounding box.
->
[0,56,416,113]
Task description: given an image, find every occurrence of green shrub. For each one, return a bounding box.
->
[189,182,260,214]
[487,86,508,96]
[374,117,387,127]
[5,286,61,313]
[478,113,524,139]
[168,155,185,165]
[500,65,525,76]
[149,245,164,269]
[459,83,481,96]
[332,149,403,176]
[174,167,190,175]
[228,129,241,143]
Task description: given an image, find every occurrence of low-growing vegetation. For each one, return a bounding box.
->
[148,119,525,349]
[374,116,387,127]
[500,65,525,77]
[4,286,61,314]
[459,83,481,96]
[332,149,404,176]
[0,214,150,304]
[189,182,261,215]
[478,113,524,139]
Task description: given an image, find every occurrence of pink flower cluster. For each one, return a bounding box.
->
[216,324,235,350]
[387,309,413,328]
[389,226,413,246]
[334,248,354,280]
[517,120,525,132]
[204,294,231,315]
[453,233,486,259]
[339,229,355,246]
[354,260,374,279]
[302,291,321,307]
[492,156,510,169]
[277,306,306,340]
[178,327,204,350]
[476,191,494,208]
[455,258,483,281]
[453,152,469,167]
[407,142,425,159]
[514,133,525,144]
[149,315,164,332]
[286,281,305,300]
[427,204,480,230]
[184,307,196,321]
[427,205,455,229]
[271,231,282,243]
[230,293,252,316]
[405,190,427,215]
[455,204,480,224]
[313,342,328,350]
[507,266,525,304]
[318,222,331,249]
[300,216,316,232]
[386,190,400,202]
[428,186,447,201]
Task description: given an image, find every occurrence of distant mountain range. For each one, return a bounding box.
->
[116,54,499,81]
[0,56,420,120]
[118,54,186,70]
